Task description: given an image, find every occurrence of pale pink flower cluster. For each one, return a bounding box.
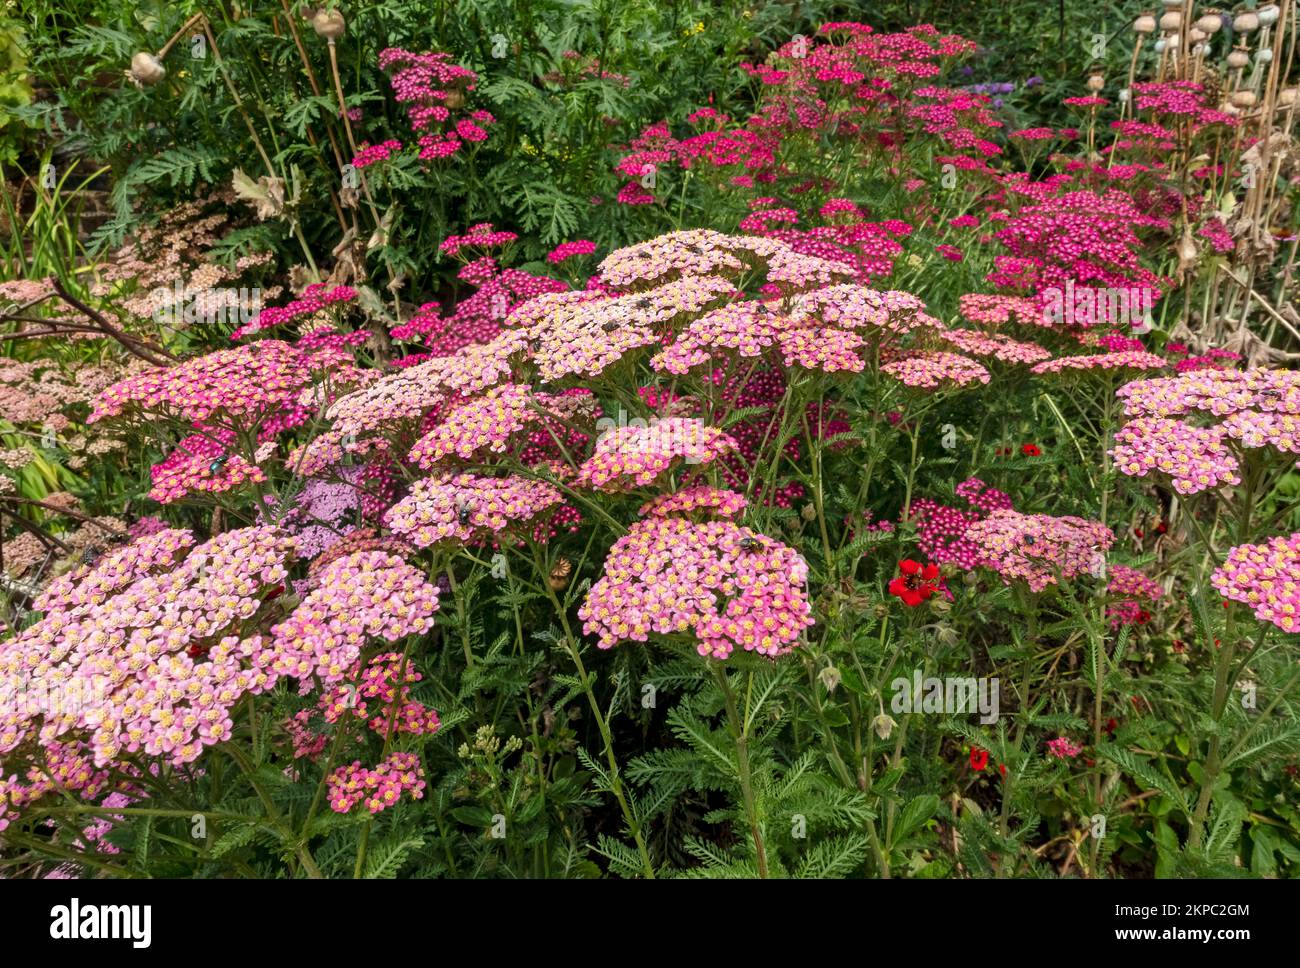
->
[326,329,527,438]
[959,292,1055,329]
[383,473,563,547]
[638,486,748,518]
[90,340,314,424]
[0,527,295,768]
[938,328,1051,365]
[1221,410,1300,455]
[327,751,426,814]
[408,383,541,466]
[882,351,990,389]
[1117,368,1300,420]
[1108,565,1163,601]
[1031,351,1168,375]
[268,550,440,686]
[1211,533,1300,633]
[791,285,944,341]
[579,418,737,488]
[1111,417,1241,495]
[596,229,777,287]
[578,517,813,659]
[964,510,1115,592]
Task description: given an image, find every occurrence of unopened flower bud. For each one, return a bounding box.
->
[872,713,897,740]
[128,51,166,87]
[819,665,842,693]
[313,8,346,39]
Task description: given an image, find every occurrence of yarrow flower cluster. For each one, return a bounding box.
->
[1111,417,1241,495]
[579,517,813,659]
[327,751,426,814]
[1211,533,1300,633]
[0,528,296,769]
[383,473,563,547]
[964,510,1115,592]
[882,351,990,389]
[579,418,737,489]
[269,550,440,688]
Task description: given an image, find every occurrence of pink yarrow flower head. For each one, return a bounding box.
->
[578,517,813,659]
[383,473,564,547]
[579,418,737,489]
[964,510,1115,592]
[882,351,990,389]
[1211,533,1300,633]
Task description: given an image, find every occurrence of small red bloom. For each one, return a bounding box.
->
[1021,443,1041,457]
[1136,610,1151,625]
[1134,528,1144,538]
[1104,717,1118,735]
[889,559,942,607]
[970,748,989,771]
[998,763,1007,777]
[1155,521,1168,534]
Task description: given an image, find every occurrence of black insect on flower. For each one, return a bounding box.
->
[80,548,100,566]
[739,536,765,553]
[458,502,475,526]
[601,320,620,332]
[209,456,228,475]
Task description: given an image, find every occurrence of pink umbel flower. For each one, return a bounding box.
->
[1111,417,1241,495]
[578,517,813,659]
[964,510,1115,592]
[578,418,737,489]
[1211,533,1300,633]
[882,351,990,389]
[383,473,563,547]
[547,240,598,263]
[638,486,748,519]
[327,752,427,814]
[1046,737,1083,759]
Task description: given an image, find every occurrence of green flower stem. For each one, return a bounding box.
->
[539,552,655,878]
[713,663,769,878]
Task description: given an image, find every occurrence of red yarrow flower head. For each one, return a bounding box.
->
[889,559,942,606]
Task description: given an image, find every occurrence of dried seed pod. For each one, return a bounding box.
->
[1258,3,1281,27]
[1227,46,1250,69]
[1159,10,1182,30]
[1194,11,1223,34]
[1134,12,1158,33]
[444,88,465,109]
[1189,27,1209,43]
[1086,70,1105,92]
[1277,87,1299,106]
[1230,89,1258,108]
[128,51,166,87]
[1233,11,1260,32]
[312,8,346,39]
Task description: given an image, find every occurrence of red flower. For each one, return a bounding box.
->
[1021,443,1041,457]
[969,748,989,771]
[889,559,942,607]
[998,763,1007,777]
[1135,610,1151,625]
[1103,717,1118,735]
